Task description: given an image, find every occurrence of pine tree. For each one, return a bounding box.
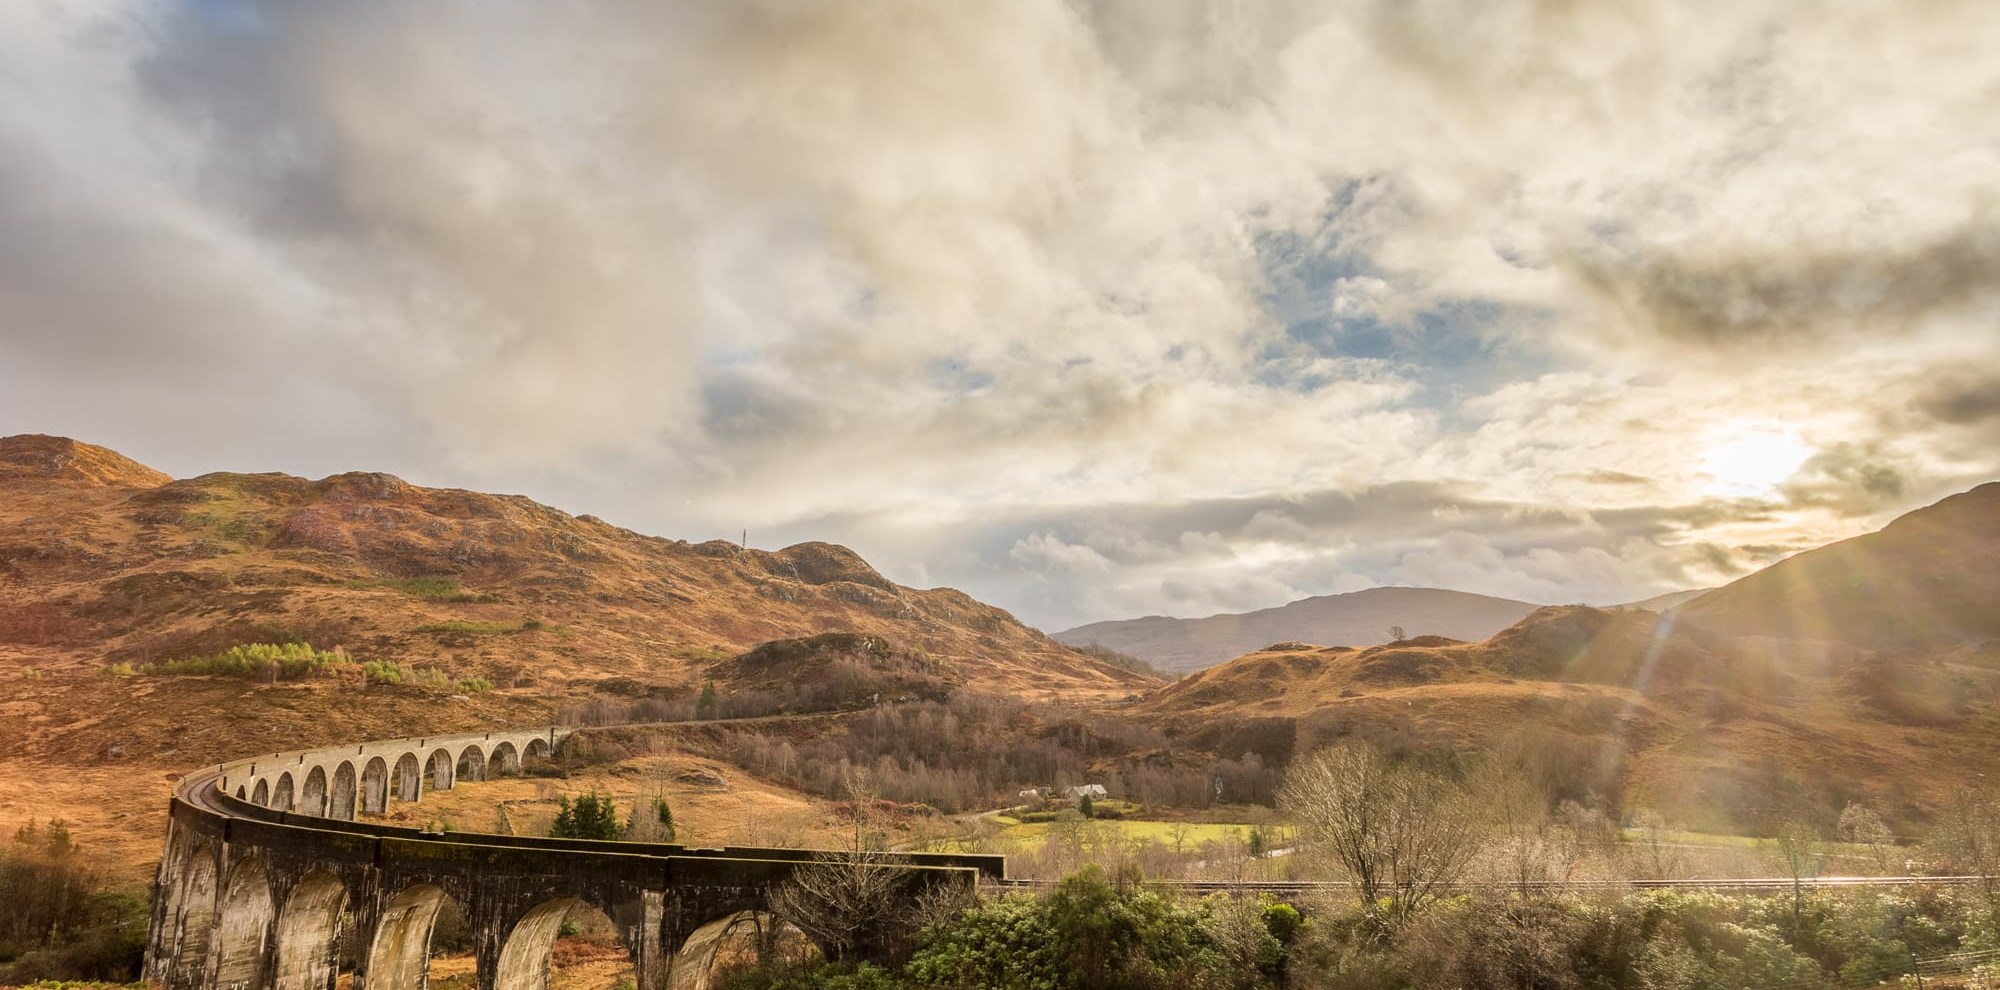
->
[697,680,719,719]
[1079,793,1095,819]
[551,791,620,840]
[656,797,676,842]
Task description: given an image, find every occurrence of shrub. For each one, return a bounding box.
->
[0,822,146,984]
[361,661,405,685]
[455,677,494,694]
[143,642,347,680]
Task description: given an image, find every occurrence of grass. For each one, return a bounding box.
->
[669,644,733,662]
[349,576,497,603]
[987,816,1288,848]
[415,620,540,635]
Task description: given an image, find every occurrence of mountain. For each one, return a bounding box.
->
[1135,602,2000,831]
[1677,482,2000,654]
[0,434,1142,698]
[1613,588,1713,612]
[1054,587,1542,674]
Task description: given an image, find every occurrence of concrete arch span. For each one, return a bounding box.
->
[392,752,422,802]
[490,741,520,775]
[365,884,464,990]
[362,756,390,814]
[271,773,294,812]
[456,745,486,783]
[330,761,358,821]
[301,766,328,817]
[669,911,806,990]
[427,748,454,791]
[251,779,269,806]
[213,854,273,990]
[496,898,587,990]
[273,871,348,990]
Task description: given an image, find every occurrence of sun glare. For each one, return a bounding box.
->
[1700,426,1811,496]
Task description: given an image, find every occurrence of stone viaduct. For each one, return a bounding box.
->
[143,726,1002,990]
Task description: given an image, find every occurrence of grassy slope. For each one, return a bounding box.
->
[1135,605,2000,831]
[0,435,1150,879]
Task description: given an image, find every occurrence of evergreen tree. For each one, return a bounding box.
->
[1078,793,1095,819]
[550,791,620,839]
[696,680,719,719]
[656,797,676,841]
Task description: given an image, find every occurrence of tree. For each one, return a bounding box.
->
[624,796,676,843]
[1771,815,1821,922]
[550,791,620,840]
[1630,807,1685,880]
[1078,793,1095,819]
[767,770,915,963]
[1926,787,2000,904]
[1388,625,1407,642]
[696,680,719,719]
[1837,802,1895,874]
[1278,742,1484,926]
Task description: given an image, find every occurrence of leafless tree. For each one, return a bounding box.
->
[1837,802,1896,875]
[1278,742,1485,925]
[1771,815,1821,921]
[767,853,915,963]
[767,767,921,964]
[1628,807,1686,881]
[1926,787,2000,904]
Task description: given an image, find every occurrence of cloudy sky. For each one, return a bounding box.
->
[3,0,1997,631]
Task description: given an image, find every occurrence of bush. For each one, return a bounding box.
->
[0,823,146,984]
[362,661,405,685]
[143,642,348,680]
[455,677,494,694]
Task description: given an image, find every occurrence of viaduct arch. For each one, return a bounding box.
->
[145,726,1000,990]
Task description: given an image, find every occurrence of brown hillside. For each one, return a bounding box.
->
[0,436,1147,877]
[1677,482,2000,655]
[0,434,172,487]
[1137,605,2000,831]
[0,435,1143,697]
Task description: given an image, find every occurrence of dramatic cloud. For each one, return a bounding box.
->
[2,0,1996,630]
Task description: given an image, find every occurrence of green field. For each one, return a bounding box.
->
[987,815,1291,849]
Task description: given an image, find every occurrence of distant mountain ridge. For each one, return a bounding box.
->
[1054,586,1543,674]
[1677,481,2000,654]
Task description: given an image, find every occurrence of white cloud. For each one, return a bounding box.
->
[2,0,1997,630]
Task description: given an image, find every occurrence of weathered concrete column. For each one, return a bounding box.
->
[468,896,508,990]
[612,890,668,990]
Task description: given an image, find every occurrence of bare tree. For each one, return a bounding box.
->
[1926,787,2000,904]
[767,767,920,964]
[1837,802,1896,875]
[767,853,914,963]
[1771,815,1821,921]
[1628,808,1685,881]
[1279,742,1484,925]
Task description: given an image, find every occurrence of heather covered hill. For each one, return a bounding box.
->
[0,434,1145,699]
[1135,604,2000,830]
[1054,586,1542,674]
[1677,482,2000,655]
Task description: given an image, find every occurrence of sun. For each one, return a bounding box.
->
[1700,425,1811,496]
